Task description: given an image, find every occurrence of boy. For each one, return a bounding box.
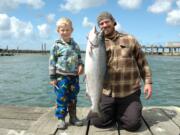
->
[49,17,84,129]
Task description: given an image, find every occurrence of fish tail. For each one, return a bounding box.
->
[87,110,100,120]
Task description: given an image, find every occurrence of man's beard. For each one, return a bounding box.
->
[103,27,115,37]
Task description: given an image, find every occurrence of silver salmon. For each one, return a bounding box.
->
[85,26,106,118]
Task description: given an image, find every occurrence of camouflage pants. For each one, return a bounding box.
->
[54,75,80,119]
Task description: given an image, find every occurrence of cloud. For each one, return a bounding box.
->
[115,22,123,32]
[177,0,180,8]
[147,0,172,14]
[37,24,51,38]
[46,13,55,24]
[0,14,11,30]
[82,17,94,28]
[11,17,33,38]
[0,12,50,49]
[117,0,142,10]
[25,0,45,9]
[0,0,45,12]
[0,14,11,39]
[82,16,123,32]
[0,1,19,12]
[0,13,33,39]
[59,0,106,12]
[166,9,180,25]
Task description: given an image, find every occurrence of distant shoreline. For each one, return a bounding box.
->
[1,48,180,56]
[0,48,85,53]
[0,49,85,56]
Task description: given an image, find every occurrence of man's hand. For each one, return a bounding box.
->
[144,84,152,99]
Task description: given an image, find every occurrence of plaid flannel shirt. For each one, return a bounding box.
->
[102,31,152,98]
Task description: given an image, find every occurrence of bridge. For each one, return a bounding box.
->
[141,45,180,55]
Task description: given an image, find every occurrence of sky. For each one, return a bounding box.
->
[0,0,180,50]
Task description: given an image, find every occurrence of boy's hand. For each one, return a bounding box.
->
[77,65,84,75]
[49,80,57,87]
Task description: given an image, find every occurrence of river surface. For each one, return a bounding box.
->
[0,54,180,107]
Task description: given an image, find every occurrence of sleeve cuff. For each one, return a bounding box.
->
[50,75,57,81]
[145,78,153,84]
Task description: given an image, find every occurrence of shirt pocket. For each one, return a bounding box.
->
[115,44,133,68]
[120,44,132,58]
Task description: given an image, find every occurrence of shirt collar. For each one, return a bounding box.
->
[105,31,125,41]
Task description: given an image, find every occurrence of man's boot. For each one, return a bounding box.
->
[68,102,83,126]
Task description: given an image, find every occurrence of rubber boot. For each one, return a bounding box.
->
[68,102,83,126]
[57,118,67,129]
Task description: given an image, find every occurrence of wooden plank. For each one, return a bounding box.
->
[57,107,151,135]
[0,111,43,120]
[0,105,49,114]
[0,128,26,135]
[0,106,178,135]
[120,118,152,135]
[56,119,119,135]
[27,108,58,135]
[88,125,118,135]
[0,128,11,135]
[142,107,180,135]
[161,106,180,128]
[56,107,119,135]
[0,119,34,130]
[56,122,89,135]
[56,107,89,135]
[86,108,153,135]
[79,108,118,135]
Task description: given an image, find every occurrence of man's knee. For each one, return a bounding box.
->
[90,115,115,128]
[122,119,141,131]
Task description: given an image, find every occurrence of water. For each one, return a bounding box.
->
[0,54,180,107]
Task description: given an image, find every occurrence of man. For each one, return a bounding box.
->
[91,11,152,132]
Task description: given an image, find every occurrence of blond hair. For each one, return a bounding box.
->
[56,17,73,32]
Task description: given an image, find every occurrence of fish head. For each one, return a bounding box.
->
[87,26,104,48]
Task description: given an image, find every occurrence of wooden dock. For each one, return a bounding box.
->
[0,105,179,135]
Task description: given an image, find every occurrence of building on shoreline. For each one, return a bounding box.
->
[141,42,180,56]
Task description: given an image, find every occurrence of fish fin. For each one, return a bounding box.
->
[85,92,90,99]
[89,46,93,56]
[87,110,100,120]
[83,75,86,82]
